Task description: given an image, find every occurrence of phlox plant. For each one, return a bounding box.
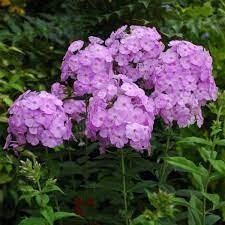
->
[4,25,218,225]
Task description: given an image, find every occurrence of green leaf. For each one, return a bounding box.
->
[2,96,13,106]
[202,193,220,209]
[18,217,46,225]
[0,173,12,184]
[209,172,224,182]
[9,83,24,92]
[139,0,150,8]
[54,212,81,221]
[200,2,214,17]
[188,195,203,225]
[178,137,212,146]
[192,173,204,191]
[41,207,54,225]
[209,159,225,174]
[184,2,214,18]
[188,211,197,225]
[198,147,217,162]
[211,121,222,136]
[8,18,22,34]
[206,214,220,225]
[173,197,190,208]
[131,214,151,225]
[9,46,24,54]
[127,181,157,193]
[19,185,39,205]
[35,194,49,207]
[215,139,225,146]
[166,157,204,176]
[42,178,63,194]
[0,115,7,123]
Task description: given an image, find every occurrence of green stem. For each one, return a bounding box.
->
[55,197,63,225]
[37,180,42,192]
[203,106,222,225]
[159,134,171,185]
[121,150,129,225]
[85,97,89,154]
[68,151,76,190]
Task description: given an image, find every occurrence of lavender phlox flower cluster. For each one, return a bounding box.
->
[86,80,155,151]
[105,25,165,82]
[4,91,72,149]
[61,39,114,97]
[151,40,218,127]
[5,26,219,152]
[63,99,86,122]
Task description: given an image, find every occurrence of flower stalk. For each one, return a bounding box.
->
[121,150,129,225]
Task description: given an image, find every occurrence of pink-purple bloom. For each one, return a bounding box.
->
[85,80,155,152]
[150,40,217,127]
[105,25,165,82]
[5,91,72,149]
[61,40,114,97]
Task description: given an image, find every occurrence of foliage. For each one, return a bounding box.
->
[17,157,79,225]
[131,191,177,225]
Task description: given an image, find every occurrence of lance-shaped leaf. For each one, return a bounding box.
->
[54,212,81,221]
[209,159,225,174]
[18,217,46,225]
[202,193,220,210]
[178,137,212,146]
[166,157,205,176]
[215,139,225,146]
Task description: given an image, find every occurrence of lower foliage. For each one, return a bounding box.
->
[1,93,225,225]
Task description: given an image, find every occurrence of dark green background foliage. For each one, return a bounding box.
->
[1,0,225,225]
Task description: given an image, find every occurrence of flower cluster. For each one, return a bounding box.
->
[151,40,218,127]
[105,25,164,83]
[86,80,155,151]
[5,25,218,152]
[61,40,114,96]
[4,91,72,149]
